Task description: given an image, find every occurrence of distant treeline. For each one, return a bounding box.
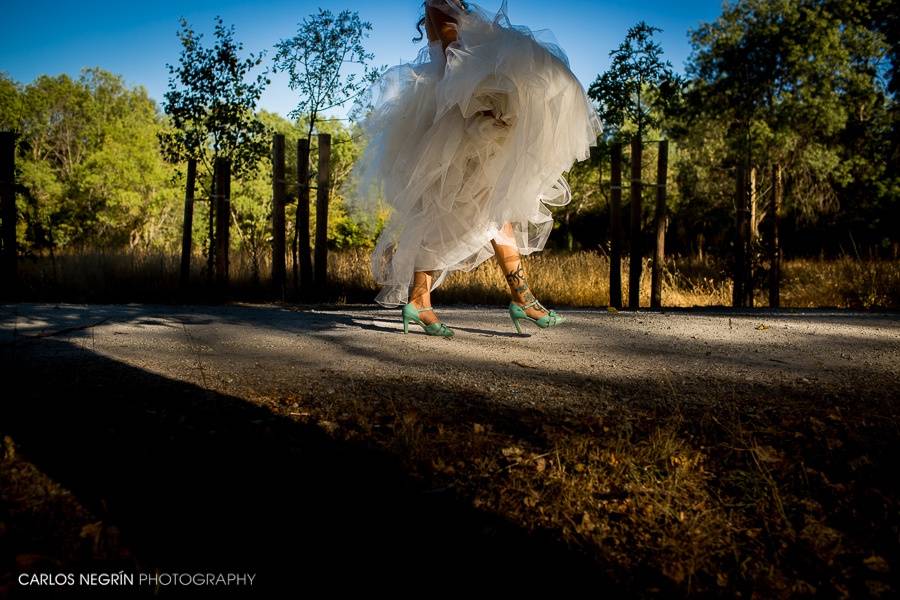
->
[0,68,369,271]
[0,0,896,269]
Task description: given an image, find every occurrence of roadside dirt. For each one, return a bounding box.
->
[2,303,898,596]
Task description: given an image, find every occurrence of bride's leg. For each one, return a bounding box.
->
[491,223,549,320]
[410,270,440,325]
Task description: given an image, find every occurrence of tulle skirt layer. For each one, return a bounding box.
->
[347,0,602,307]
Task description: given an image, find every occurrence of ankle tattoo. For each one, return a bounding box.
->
[505,263,542,309]
[505,263,526,288]
[513,282,537,305]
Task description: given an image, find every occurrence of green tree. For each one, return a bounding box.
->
[228,110,375,284]
[273,9,384,142]
[0,73,21,131]
[273,8,384,285]
[684,0,892,219]
[159,16,271,279]
[159,16,270,179]
[821,0,899,255]
[78,70,182,250]
[588,21,676,142]
[10,69,181,255]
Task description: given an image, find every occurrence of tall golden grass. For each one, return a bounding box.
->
[330,248,900,309]
[11,247,900,308]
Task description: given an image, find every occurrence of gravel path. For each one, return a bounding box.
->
[2,302,898,406]
[2,302,898,593]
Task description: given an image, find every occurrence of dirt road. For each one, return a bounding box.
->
[2,302,897,405]
[2,302,898,595]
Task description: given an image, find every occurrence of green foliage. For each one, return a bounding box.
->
[315,119,375,250]
[681,0,894,219]
[0,72,21,130]
[5,69,183,254]
[158,16,271,182]
[2,0,896,267]
[223,108,375,285]
[272,9,385,127]
[588,22,676,140]
[270,8,385,270]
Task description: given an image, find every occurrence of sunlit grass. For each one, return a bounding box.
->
[778,257,900,309]
[11,247,899,309]
[328,248,897,309]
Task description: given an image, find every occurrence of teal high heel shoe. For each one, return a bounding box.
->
[509,299,565,333]
[402,303,454,337]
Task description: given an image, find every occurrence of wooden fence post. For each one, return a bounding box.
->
[1,131,16,295]
[769,163,782,308]
[609,142,623,309]
[296,138,312,291]
[206,162,216,285]
[749,166,758,242]
[314,133,331,289]
[746,170,754,307]
[746,167,756,307]
[733,164,748,307]
[179,158,196,290]
[272,134,286,299]
[628,137,642,310]
[651,140,668,309]
[214,156,231,290]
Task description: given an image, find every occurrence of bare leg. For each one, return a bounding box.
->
[491,223,549,320]
[410,270,440,325]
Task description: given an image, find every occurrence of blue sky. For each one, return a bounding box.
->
[1,0,725,122]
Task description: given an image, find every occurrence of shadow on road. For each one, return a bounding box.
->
[1,337,609,596]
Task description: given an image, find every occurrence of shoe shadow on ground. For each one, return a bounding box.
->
[1,337,612,596]
[352,315,528,338]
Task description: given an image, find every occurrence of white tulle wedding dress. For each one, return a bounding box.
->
[347,0,602,308]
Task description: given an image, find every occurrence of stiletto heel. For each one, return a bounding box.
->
[508,299,565,332]
[510,313,522,334]
[401,303,454,337]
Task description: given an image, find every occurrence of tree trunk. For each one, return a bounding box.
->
[214,157,231,292]
[769,163,782,308]
[314,133,331,289]
[179,158,196,290]
[628,137,642,309]
[296,138,312,292]
[609,142,623,309]
[733,164,749,307]
[749,166,758,242]
[745,166,754,307]
[650,140,668,309]
[272,134,287,300]
[207,167,216,286]
[0,131,16,297]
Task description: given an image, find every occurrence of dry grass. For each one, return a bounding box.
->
[778,257,900,309]
[0,436,131,575]
[260,373,899,597]
[328,248,733,307]
[9,248,899,309]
